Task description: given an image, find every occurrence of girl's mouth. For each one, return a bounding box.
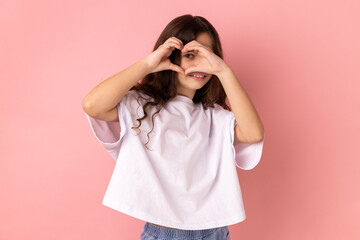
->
[188,72,207,81]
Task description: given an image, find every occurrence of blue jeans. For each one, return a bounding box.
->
[140,222,231,240]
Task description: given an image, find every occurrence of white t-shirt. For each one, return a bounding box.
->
[84,89,265,230]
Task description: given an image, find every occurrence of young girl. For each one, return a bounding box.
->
[82,14,265,240]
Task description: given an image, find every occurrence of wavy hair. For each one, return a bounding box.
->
[129,14,230,150]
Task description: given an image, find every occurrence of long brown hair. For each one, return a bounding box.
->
[130,14,230,150]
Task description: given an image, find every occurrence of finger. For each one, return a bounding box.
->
[162,43,182,57]
[170,37,183,45]
[183,40,212,53]
[182,40,199,48]
[181,44,202,53]
[169,64,185,75]
[185,67,207,76]
[185,66,198,75]
[166,37,183,49]
[171,37,184,47]
[166,41,183,51]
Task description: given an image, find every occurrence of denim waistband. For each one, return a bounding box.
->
[143,222,226,239]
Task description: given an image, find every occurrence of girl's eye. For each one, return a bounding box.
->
[184,54,194,59]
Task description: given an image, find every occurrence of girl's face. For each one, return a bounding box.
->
[175,32,214,99]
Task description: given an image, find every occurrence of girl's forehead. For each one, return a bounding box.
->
[195,32,213,50]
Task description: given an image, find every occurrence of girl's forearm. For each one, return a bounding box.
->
[217,66,264,142]
[82,57,151,116]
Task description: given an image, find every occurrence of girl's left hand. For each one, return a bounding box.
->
[181,40,229,76]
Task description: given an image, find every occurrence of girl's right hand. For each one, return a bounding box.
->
[144,37,185,75]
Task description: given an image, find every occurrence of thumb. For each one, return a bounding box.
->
[169,63,185,75]
[184,67,197,76]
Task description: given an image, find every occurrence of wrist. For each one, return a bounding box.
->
[139,56,153,75]
[215,65,232,79]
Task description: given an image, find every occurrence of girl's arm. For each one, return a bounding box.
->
[82,57,151,119]
[180,39,264,143]
[82,37,185,121]
[217,66,265,143]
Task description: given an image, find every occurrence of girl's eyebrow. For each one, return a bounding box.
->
[183,50,196,53]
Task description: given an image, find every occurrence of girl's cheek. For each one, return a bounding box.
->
[180,63,189,69]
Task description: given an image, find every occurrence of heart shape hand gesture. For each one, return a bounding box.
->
[144,36,228,77]
[181,40,228,76]
[145,37,185,74]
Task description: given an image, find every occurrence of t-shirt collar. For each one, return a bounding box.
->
[173,94,194,104]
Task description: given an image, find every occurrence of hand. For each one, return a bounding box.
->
[144,37,185,74]
[181,40,229,76]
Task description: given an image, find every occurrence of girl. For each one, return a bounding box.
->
[82,14,265,240]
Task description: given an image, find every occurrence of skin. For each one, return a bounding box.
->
[175,32,215,99]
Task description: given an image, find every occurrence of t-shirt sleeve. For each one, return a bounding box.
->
[83,90,138,161]
[228,111,265,170]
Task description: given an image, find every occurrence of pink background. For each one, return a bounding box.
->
[1,0,359,239]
